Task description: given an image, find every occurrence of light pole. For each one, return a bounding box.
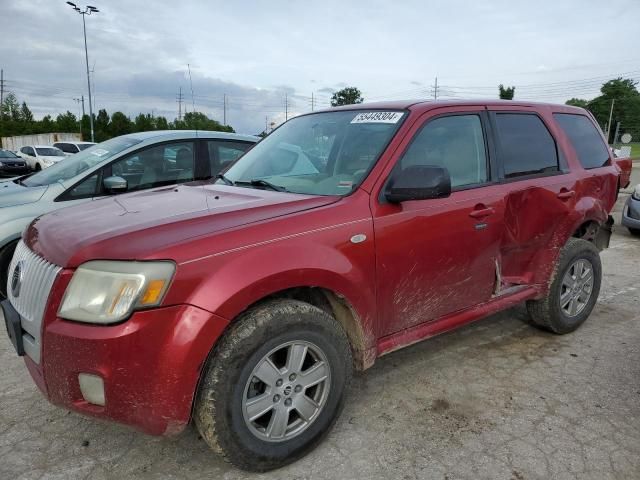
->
[66,2,99,142]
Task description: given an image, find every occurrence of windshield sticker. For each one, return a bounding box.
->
[338,181,353,188]
[91,148,109,157]
[351,112,404,124]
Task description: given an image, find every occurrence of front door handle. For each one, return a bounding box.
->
[469,206,495,219]
[557,190,576,200]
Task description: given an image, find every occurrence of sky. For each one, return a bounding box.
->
[2,0,640,134]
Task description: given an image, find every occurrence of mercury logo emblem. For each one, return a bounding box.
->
[11,261,24,298]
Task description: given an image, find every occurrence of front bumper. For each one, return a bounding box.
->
[0,165,31,176]
[621,196,640,230]
[4,298,229,435]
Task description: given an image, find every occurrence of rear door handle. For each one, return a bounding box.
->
[557,190,575,200]
[469,206,495,219]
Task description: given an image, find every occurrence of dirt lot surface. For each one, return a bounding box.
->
[1,166,639,480]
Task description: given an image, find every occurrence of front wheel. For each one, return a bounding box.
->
[34,163,42,171]
[194,299,352,472]
[527,238,602,334]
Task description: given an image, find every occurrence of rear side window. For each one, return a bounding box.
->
[553,113,609,169]
[495,114,558,178]
[207,140,253,175]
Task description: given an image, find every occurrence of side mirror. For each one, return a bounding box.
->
[385,165,451,203]
[103,176,128,193]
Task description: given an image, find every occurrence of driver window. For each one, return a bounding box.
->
[400,114,488,188]
[110,141,195,191]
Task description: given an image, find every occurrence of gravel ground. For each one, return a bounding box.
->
[1,167,639,480]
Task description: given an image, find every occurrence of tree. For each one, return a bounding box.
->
[174,111,234,132]
[134,113,154,132]
[56,111,78,132]
[565,98,589,108]
[330,87,364,107]
[586,77,640,142]
[498,84,515,100]
[94,109,111,141]
[41,115,54,132]
[154,116,169,130]
[20,102,34,123]
[1,93,21,121]
[109,112,133,137]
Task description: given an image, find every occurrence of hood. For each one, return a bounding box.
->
[0,180,48,208]
[27,182,339,267]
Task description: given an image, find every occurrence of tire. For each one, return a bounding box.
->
[526,238,602,334]
[629,228,640,237]
[194,299,352,472]
[0,241,18,299]
[34,163,42,171]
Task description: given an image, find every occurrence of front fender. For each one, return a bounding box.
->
[167,232,377,351]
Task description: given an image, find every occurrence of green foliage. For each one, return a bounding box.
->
[585,78,640,143]
[565,98,589,108]
[498,84,515,100]
[55,111,78,132]
[0,93,233,145]
[330,87,364,107]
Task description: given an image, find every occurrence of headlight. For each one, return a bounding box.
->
[633,185,640,201]
[59,261,175,324]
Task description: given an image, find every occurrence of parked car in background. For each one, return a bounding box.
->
[622,184,640,236]
[0,149,30,177]
[0,130,257,297]
[16,145,66,171]
[53,141,97,156]
[1,101,621,471]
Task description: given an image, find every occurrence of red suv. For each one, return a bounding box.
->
[2,101,619,471]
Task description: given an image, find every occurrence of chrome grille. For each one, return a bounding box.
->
[7,241,61,364]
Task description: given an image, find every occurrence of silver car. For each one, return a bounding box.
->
[622,184,640,236]
[0,130,257,296]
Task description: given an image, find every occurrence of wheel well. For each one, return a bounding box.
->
[572,218,613,250]
[254,287,372,371]
[573,220,599,242]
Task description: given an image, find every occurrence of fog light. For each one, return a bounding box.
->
[78,373,105,406]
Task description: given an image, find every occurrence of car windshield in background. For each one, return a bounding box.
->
[0,150,19,158]
[22,136,143,187]
[78,144,95,151]
[221,110,405,196]
[35,147,65,156]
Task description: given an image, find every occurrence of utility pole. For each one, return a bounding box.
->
[177,87,183,120]
[73,97,83,135]
[605,98,615,144]
[0,69,4,121]
[433,76,438,100]
[311,92,315,111]
[612,121,621,147]
[223,94,227,125]
[265,116,268,134]
[67,2,99,142]
[284,93,288,121]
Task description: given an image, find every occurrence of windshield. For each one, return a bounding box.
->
[78,143,96,151]
[23,136,143,187]
[35,147,65,157]
[0,150,19,159]
[221,110,405,196]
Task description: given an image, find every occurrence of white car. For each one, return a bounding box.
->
[16,145,66,170]
[53,141,97,156]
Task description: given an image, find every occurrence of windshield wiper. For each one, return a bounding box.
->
[215,173,234,186]
[234,179,288,192]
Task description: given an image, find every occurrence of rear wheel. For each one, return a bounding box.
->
[0,241,18,299]
[527,238,601,334]
[629,228,640,237]
[194,299,352,472]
